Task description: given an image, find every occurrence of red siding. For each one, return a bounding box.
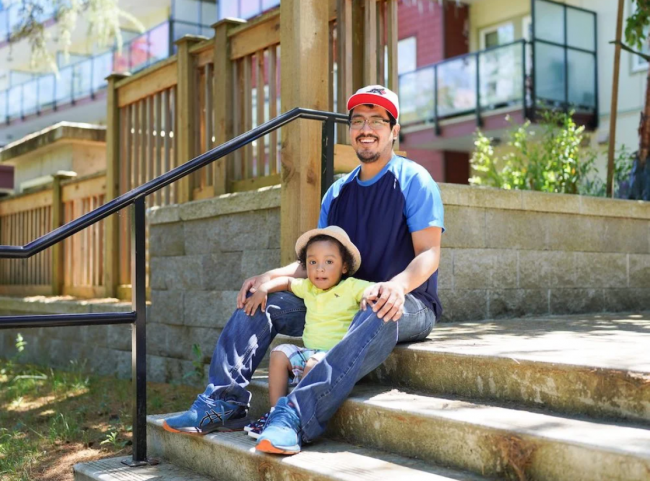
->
[444,151,470,184]
[398,0,444,68]
[0,165,14,190]
[443,2,469,59]
[404,149,445,182]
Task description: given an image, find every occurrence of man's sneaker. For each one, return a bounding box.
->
[244,409,273,439]
[162,384,249,435]
[255,397,301,455]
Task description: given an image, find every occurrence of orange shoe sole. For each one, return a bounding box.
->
[255,439,300,455]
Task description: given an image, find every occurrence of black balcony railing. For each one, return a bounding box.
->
[0,107,348,466]
[399,0,598,130]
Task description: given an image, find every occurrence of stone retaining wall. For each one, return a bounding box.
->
[2,183,648,383]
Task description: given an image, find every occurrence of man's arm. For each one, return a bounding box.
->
[362,226,442,321]
[237,261,307,308]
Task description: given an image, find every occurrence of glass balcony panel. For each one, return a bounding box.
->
[568,50,595,110]
[129,32,151,72]
[262,0,280,10]
[0,10,8,39]
[22,79,38,115]
[73,60,92,98]
[241,0,262,19]
[7,85,21,120]
[219,1,239,18]
[173,22,202,44]
[149,22,170,65]
[534,0,564,44]
[8,5,20,36]
[201,1,218,25]
[92,52,113,91]
[437,56,476,117]
[38,75,55,110]
[399,66,434,125]
[0,91,6,121]
[479,42,523,109]
[174,0,201,24]
[55,68,73,105]
[567,8,595,52]
[534,42,565,105]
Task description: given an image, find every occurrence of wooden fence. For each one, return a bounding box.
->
[1,0,399,299]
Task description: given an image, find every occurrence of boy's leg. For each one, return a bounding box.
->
[268,350,292,407]
[163,291,306,434]
[258,294,434,448]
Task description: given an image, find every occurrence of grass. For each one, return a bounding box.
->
[0,357,199,481]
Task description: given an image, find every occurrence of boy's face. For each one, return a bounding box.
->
[306,240,348,290]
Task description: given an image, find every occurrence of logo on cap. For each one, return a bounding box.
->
[368,88,386,95]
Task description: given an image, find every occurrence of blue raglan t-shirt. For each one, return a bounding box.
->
[318,154,445,318]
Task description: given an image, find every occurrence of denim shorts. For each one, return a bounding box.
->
[273,343,327,386]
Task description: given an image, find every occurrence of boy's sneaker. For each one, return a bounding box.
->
[244,409,273,439]
[255,398,302,455]
[162,384,249,435]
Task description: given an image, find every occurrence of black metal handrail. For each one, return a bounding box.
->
[0,107,349,466]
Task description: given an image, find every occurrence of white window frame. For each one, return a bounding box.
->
[480,21,515,49]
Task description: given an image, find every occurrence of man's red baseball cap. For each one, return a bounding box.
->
[347,85,399,122]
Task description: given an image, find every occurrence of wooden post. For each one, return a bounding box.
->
[337,0,353,143]
[176,36,205,204]
[351,1,365,91]
[364,0,377,85]
[104,72,130,298]
[280,0,330,265]
[50,175,64,295]
[212,19,246,196]
[607,0,625,197]
[386,0,399,150]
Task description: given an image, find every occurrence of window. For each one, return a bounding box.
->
[480,22,514,49]
[398,37,417,74]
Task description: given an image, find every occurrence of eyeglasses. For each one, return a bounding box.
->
[349,118,391,130]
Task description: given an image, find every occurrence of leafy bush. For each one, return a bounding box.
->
[470,111,633,197]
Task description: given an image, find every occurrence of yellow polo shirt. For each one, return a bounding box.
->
[290,277,374,351]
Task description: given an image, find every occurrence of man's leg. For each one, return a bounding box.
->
[256,294,434,450]
[163,291,306,434]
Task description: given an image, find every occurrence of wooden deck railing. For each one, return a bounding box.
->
[3,0,399,298]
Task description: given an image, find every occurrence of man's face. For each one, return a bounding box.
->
[349,104,400,164]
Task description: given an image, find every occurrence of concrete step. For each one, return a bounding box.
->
[147,415,496,481]
[245,380,650,481]
[74,456,213,481]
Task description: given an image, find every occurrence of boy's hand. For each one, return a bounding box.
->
[237,273,272,309]
[244,288,268,316]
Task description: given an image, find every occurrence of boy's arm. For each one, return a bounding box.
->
[237,262,306,308]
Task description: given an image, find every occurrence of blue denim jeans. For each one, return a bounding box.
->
[207,291,435,442]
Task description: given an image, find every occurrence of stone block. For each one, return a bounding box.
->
[488,289,549,318]
[202,252,244,290]
[183,290,235,329]
[115,350,132,380]
[150,256,204,290]
[87,347,118,376]
[183,217,229,255]
[453,249,493,289]
[218,211,272,252]
[575,252,627,288]
[437,248,453,290]
[162,325,192,360]
[266,208,281,249]
[438,289,488,322]
[465,186,523,210]
[519,251,576,289]
[602,288,650,312]
[491,249,518,288]
[54,325,85,342]
[147,322,169,357]
[150,223,185,257]
[106,324,132,351]
[549,289,605,315]
[147,354,196,384]
[486,210,547,250]
[150,290,183,325]
[629,254,650,288]
[443,206,486,249]
[522,190,580,215]
[545,214,604,252]
[148,204,180,225]
[178,186,280,222]
[187,326,220,365]
[240,249,281,280]
[600,218,650,254]
[579,195,649,220]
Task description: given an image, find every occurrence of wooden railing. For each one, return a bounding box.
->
[1,0,399,299]
[0,174,108,297]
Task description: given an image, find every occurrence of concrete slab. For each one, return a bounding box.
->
[74,456,213,481]
[245,381,650,481]
[147,415,496,481]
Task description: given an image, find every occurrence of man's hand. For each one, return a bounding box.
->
[361,281,405,322]
[244,287,268,316]
[237,274,272,309]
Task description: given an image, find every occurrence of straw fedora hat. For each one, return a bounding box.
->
[295,226,361,275]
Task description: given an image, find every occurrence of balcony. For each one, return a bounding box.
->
[0,1,57,46]
[400,0,597,151]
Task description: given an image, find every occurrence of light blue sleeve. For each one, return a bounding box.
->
[403,168,445,233]
[318,187,333,228]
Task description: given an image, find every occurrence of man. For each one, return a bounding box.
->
[163,85,445,455]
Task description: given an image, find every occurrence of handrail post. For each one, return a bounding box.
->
[321,118,335,198]
[105,72,130,299]
[175,35,205,204]
[123,197,149,467]
[212,19,246,196]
